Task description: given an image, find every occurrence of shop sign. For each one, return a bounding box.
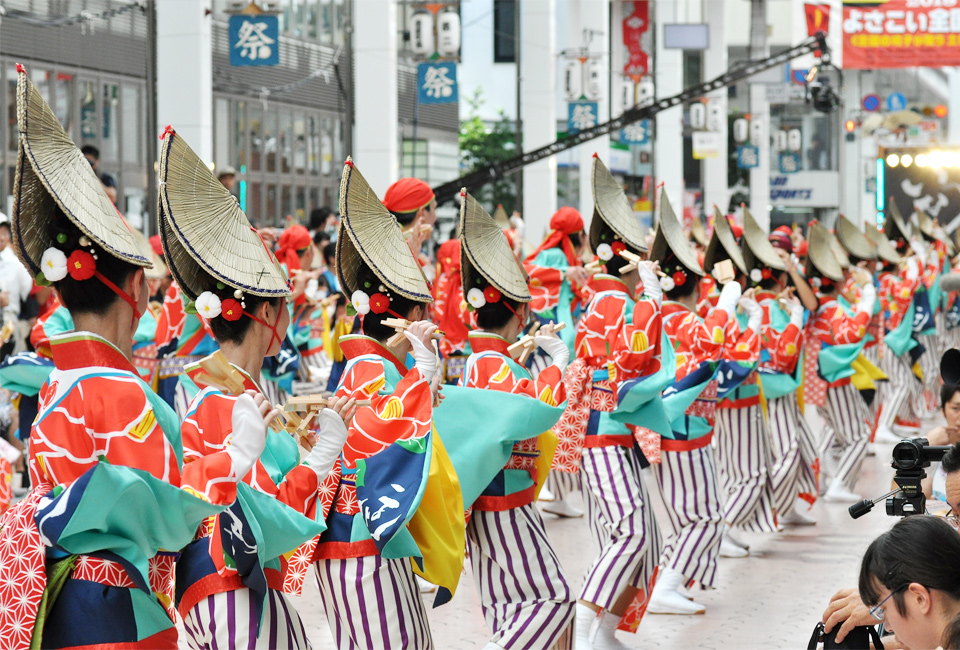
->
[842,0,960,69]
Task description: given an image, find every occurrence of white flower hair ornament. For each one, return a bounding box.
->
[810,277,822,288]
[750,268,763,283]
[194,291,223,319]
[351,290,371,316]
[467,287,487,309]
[596,243,614,262]
[40,247,68,282]
[659,275,676,292]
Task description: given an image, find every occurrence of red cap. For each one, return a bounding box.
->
[149,234,163,257]
[383,177,435,214]
[549,206,584,235]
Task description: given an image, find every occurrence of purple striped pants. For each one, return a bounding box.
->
[766,395,819,515]
[651,445,723,588]
[181,587,311,650]
[714,405,779,532]
[918,331,942,414]
[878,345,921,431]
[313,554,434,649]
[817,382,870,491]
[544,470,581,502]
[579,446,662,610]
[467,504,575,649]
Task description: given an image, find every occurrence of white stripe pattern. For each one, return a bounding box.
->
[766,395,819,514]
[878,346,922,431]
[313,555,434,649]
[817,382,870,491]
[714,405,778,532]
[467,504,575,649]
[578,446,662,609]
[182,587,311,650]
[652,445,723,588]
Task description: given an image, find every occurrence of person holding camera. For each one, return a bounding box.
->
[822,441,960,647]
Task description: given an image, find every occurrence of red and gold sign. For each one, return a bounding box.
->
[843,0,960,69]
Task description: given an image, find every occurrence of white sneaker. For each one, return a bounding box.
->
[538,487,556,503]
[588,610,632,650]
[866,443,877,457]
[780,507,817,526]
[541,498,583,518]
[719,535,749,558]
[574,603,597,650]
[416,576,437,594]
[823,482,862,504]
[647,568,706,615]
[874,425,901,444]
[724,525,750,550]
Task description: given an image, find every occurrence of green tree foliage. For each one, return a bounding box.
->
[459,88,518,212]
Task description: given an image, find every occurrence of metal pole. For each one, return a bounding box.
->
[514,0,522,212]
[145,0,158,236]
[343,0,354,160]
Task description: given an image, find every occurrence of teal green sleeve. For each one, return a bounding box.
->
[534,249,576,353]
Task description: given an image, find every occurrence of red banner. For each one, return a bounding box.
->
[622,1,650,80]
[842,0,960,69]
[805,3,831,36]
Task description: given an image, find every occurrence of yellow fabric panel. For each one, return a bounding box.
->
[408,428,466,598]
[533,430,559,501]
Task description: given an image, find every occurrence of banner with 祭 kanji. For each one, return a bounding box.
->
[842,0,960,69]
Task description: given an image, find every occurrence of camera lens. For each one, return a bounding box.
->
[893,440,920,471]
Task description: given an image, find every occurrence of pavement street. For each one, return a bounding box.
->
[191,408,929,649]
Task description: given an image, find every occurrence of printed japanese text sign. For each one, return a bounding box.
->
[417,62,458,104]
[842,0,960,69]
[568,101,599,134]
[229,14,279,67]
[620,120,651,145]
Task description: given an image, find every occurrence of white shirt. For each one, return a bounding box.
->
[0,246,33,320]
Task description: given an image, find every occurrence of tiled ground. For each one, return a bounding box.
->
[189,409,931,649]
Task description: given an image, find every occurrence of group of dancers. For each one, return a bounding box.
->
[0,64,956,650]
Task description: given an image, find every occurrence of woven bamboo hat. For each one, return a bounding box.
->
[690,216,709,247]
[493,204,510,228]
[806,222,844,282]
[703,206,747,275]
[836,215,877,261]
[158,128,288,302]
[337,158,432,303]
[865,224,902,264]
[884,200,912,246]
[589,155,649,253]
[917,210,937,241]
[741,206,785,271]
[826,226,851,269]
[650,188,703,276]
[459,190,530,303]
[11,65,150,277]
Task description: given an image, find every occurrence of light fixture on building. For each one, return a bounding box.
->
[901,153,913,167]
[563,60,582,101]
[935,104,949,118]
[774,130,787,152]
[733,118,749,143]
[886,153,900,167]
[689,103,705,130]
[616,79,636,116]
[915,153,928,167]
[410,12,435,57]
[584,60,604,100]
[844,120,856,133]
[787,129,802,152]
[436,9,461,58]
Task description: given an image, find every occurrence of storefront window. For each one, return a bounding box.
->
[266,183,277,225]
[279,109,292,173]
[308,115,319,175]
[30,68,50,104]
[102,84,119,162]
[235,100,247,169]
[249,104,262,171]
[247,182,262,224]
[264,109,277,173]
[122,85,140,164]
[281,184,291,221]
[7,66,19,151]
[79,80,97,145]
[55,72,73,134]
[293,112,306,173]
[215,97,229,171]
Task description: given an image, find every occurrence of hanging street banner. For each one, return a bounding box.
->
[417,62,458,104]
[567,101,599,134]
[842,0,960,69]
[229,14,279,66]
[620,119,651,145]
[621,1,650,80]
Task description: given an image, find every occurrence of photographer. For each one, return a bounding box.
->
[924,384,960,502]
[822,442,960,646]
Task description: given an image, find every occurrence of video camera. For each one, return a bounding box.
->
[849,347,960,519]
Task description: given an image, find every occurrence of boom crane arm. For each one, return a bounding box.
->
[432,32,829,205]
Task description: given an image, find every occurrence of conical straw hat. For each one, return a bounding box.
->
[826,226,851,269]
[917,210,937,241]
[589,155,648,252]
[690,216,709,247]
[493,204,510,228]
[836,215,877,261]
[158,128,289,301]
[11,65,149,276]
[459,190,530,303]
[741,206,785,271]
[704,206,747,275]
[884,199,912,244]
[650,188,703,276]
[865,224,902,264]
[337,158,432,302]
[807,222,844,282]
